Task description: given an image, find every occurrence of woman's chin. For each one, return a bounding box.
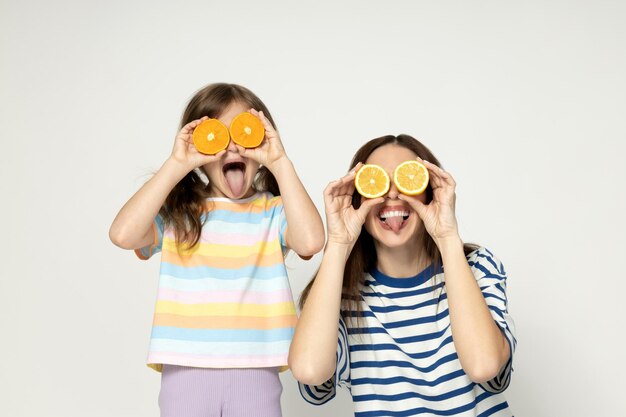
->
[368,220,421,249]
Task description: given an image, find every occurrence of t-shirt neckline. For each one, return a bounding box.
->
[369,263,443,288]
[206,191,263,203]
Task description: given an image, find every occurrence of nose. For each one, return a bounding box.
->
[226,137,238,153]
[387,173,399,199]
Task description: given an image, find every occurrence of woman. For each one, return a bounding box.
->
[288,135,516,416]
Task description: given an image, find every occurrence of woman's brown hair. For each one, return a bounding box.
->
[161,83,280,247]
[299,134,477,325]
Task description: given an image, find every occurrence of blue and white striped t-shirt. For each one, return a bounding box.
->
[299,248,516,416]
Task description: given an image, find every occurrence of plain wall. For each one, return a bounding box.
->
[1,1,625,415]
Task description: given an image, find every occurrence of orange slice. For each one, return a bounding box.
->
[230,112,265,148]
[355,164,390,198]
[192,119,230,155]
[393,160,429,196]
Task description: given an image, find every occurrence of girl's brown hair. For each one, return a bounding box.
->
[300,134,477,325]
[161,83,280,247]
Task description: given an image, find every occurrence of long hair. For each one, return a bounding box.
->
[299,135,477,325]
[161,83,280,247]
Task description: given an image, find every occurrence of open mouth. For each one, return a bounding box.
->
[222,161,247,197]
[378,207,410,232]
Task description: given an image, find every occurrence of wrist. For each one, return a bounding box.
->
[265,155,292,176]
[435,233,463,254]
[325,240,354,260]
[162,157,193,180]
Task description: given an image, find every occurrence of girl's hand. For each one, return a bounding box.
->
[324,163,384,248]
[235,109,287,171]
[398,158,460,244]
[170,116,225,170]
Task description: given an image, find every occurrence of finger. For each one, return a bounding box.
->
[336,173,357,195]
[349,162,363,174]
[324,179,343,199]
[340,162,364,185]
[430,168,455,190]
[249,108,276,134]
[257,110,276,133]
[341,168,358,184]
[438,167,456,188]
[200,149,225,162]
[422,159,451,184]
[235,144,250,157]
[337,182,356,198]
[428,171,444,190]
[183,117,207,132]
[240,145,265,165]
[324,167,354,190]
[398,194,427,217]
[324,179,341,194]
[324,180,350,206]
[356,196,384,219]
[420,160,446,189]
[181,123,196,134]
[331,172,357,194]
[332,176,355,197]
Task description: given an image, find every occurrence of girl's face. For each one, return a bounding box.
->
[363,144,428,250]
[201,101,260,199]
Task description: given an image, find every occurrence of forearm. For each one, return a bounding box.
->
[270,158,324,256]
[438,236,510,382]
[109,158,189,249]
[289,242,350,384]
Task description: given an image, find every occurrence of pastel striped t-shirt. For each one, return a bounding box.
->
[299,247,516,416]
[135,192,294,372]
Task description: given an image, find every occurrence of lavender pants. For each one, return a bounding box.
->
[159,365,283,417]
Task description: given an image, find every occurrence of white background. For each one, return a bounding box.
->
[1,1,625,416]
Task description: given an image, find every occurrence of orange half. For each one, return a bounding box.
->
[192,119,230,155]
[393,160,429,196]
[355,164,390,199]
[230,112,265,148]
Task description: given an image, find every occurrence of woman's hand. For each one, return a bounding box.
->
[170,116,225,171]
[324,163,384,248]
[235,109,287,171]
[398,158,459,244]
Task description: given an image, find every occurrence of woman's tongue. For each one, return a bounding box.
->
[224,166,245,196]
[385,216,404,232]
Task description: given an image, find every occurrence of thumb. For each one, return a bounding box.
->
[398,194,427,218]
[235,145,251,158]
[356,197,384,221]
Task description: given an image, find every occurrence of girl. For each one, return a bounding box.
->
[109,83,325,417]
[289,135,516,416]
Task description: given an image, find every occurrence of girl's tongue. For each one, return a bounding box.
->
[223,162,246,197]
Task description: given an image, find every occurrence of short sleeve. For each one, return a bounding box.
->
[298,315,351,405]
[467,247,517,393]
[134,214,165,260]
[270,195,288,249]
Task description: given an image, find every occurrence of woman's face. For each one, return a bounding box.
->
[201,101,260,199]
[363,144,428,250]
